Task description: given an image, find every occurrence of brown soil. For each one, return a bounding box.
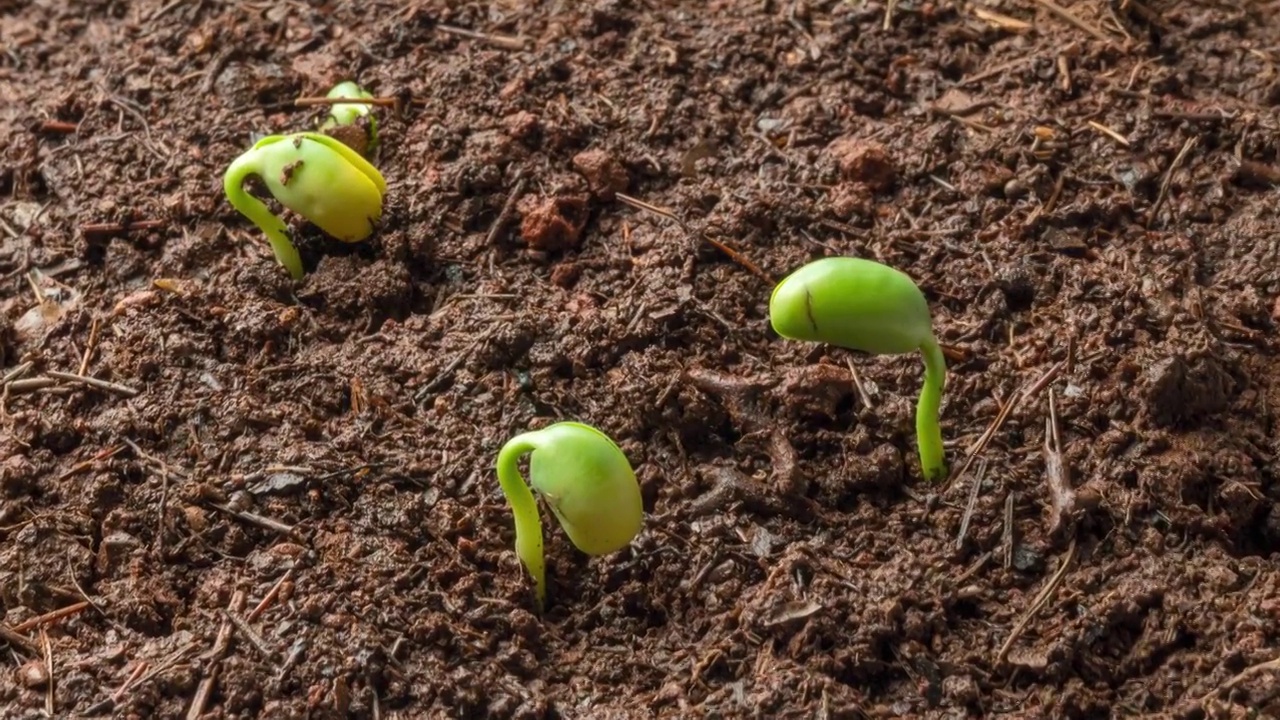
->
[3,1,1280,718]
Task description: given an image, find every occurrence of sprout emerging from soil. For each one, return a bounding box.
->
[495,422,644,611]
[319,81,378,155]
[223,131,386,279]
[769,257,948,481]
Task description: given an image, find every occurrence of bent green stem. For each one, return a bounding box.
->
[495,433,548,610]
[223,153,304,279]
[916,336,948,481]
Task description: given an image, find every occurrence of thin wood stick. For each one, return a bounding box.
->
[883,0,897,29]
[947,360,1065,491]
[435,23,527,50]
[5,377,58,394]
[80,220,166,235]
[83,641,197,715]
[615,193,775,284]
[1027,0,1111,42]
[220,609,277,661]
[956,459,988,551]
[1148,136,1197,227]
[1002,491,1016,570]
[1200,655,1280,705]
[45,370,139,398]
[248,569,294,622]
[37,120,79,134]
[10,601,91,632]
[1044,390,1077,538]
[484,170,527,246]
[112,660,150,704]
[997,536,1077,662]
[293,96,398,108]
[41,626,54,715]
[187,591,245,720]
[1086,120,1130,147]
[844,357,874,410]
[79,318,101,376]
[2,361,34,383]
[207,503,304,541]
[0,625,40,656]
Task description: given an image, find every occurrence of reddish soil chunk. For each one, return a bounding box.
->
[827,137,897,192]
[4,1,1280,718]
[517,194,590,252]
[572,148,629,200]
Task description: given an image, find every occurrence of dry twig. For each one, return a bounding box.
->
[1148,136,1197,227]
[1086,120,1130,147]
[10,601,91,632]
[0,625,40,656]
[248,568,295,622]
[997,536,1077,663]
[1043,390,1077,539]
[973,6,1032,30]
[41,626,54,715]
[1003,491,1016,570]
[207,503,304,541]
[616,193,775,284]
[1028,0,1111,43]
[293,95,399,109]
[435,23,528,50]
[1200,654,1280,706]
[956,459,989,551]
[947,360,1065,491]
[484,170,527,247]
[80,219,166,235]
[844,357,874,410]
[221,609,277,661]
[46,370,139,398]
[187,591,245,720]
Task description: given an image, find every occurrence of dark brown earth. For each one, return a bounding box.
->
[4,1,1280,718]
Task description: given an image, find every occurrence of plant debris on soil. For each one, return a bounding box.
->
[4,1,1280,718]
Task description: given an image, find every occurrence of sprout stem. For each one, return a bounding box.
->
[495,433,547,610]
[223,153,304,279]
[917,336,948,481]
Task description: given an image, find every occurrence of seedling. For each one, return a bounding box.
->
[223,131,386,279]
[495,421,644,611]
[769,256,947,481]
[319,81,378,155]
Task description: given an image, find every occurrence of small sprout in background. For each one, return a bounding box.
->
[223,131,386,279]
[769,256,948,481]
[319,81,378,157]
[495,421,644,611]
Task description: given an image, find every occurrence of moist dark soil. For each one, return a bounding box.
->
[4,1,1280,718]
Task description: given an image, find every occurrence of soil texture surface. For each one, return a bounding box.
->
[4,1,1280,718]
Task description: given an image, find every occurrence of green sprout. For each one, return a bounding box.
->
[319,81,378,155]
[495,421,644,611]
[768,256,948,481]
[223,131,386,279]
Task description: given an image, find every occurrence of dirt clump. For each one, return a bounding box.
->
[517,193,590,252]
[826,137,897,192]
[572,148,629,201]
